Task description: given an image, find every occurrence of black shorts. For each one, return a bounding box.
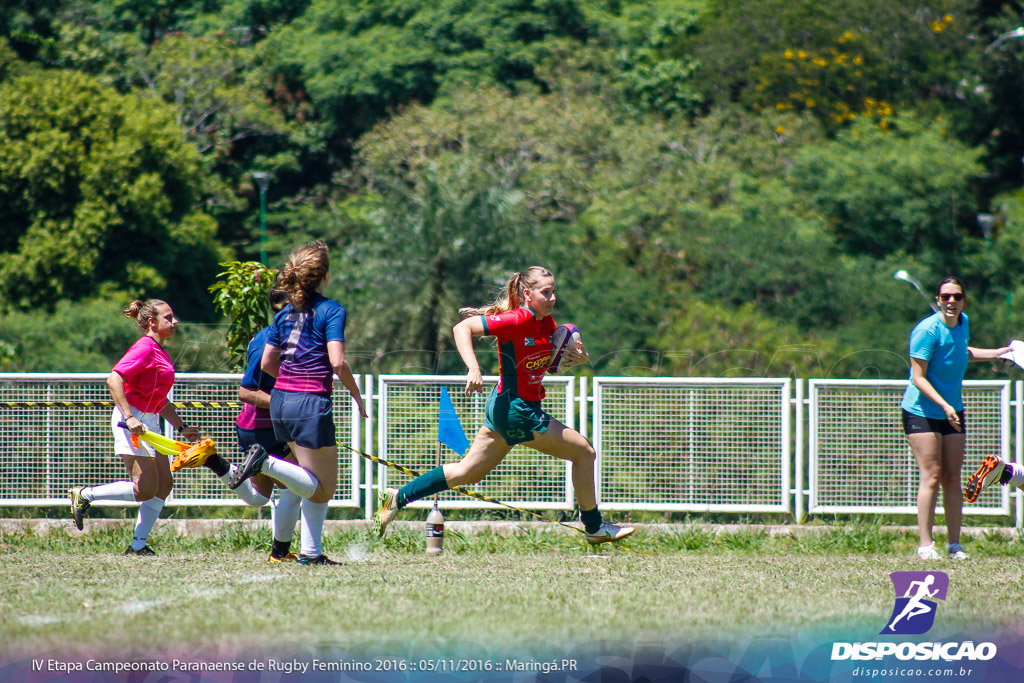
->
[901,409,966,436]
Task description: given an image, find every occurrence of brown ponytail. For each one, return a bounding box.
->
[123,299,168,335]
[277,240,330,311]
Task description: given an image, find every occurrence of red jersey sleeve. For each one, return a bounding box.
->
[481,309,528,342]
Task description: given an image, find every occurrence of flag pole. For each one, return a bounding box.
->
[434,440,441,504]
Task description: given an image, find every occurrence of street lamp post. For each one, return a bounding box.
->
[252,172,272,266]
[894,270,939,313]
[987,26,1024,52]
[977,213,995,241]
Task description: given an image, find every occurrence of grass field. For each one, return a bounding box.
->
[4,522,1024,663]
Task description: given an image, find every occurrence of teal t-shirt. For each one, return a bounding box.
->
[901,312,969,419]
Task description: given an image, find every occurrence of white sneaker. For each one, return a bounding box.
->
[917,544,942,560]
[947,543,969,560]
[584,521,635,544]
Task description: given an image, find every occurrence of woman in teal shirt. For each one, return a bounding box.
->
[901,276,1009,560]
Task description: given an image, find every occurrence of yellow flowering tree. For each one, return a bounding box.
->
[690,0,974,131]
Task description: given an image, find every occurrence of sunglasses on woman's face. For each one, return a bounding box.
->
[938,292,964,302]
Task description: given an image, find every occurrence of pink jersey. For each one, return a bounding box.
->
[112,336,175,414]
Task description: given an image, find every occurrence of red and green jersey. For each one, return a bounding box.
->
[481,307,556,401]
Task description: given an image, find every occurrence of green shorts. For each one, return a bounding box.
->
[484,387,551,446]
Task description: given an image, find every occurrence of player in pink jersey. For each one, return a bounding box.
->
[374,266,635,544]
[69,299,199,555]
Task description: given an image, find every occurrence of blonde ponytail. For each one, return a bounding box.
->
[459,267,552,317]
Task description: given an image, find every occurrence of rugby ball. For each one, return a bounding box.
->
[547,324,582,374]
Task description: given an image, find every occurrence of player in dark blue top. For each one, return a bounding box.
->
[373,266,635,545]
[230,241,366,566]
[233,288,303,562]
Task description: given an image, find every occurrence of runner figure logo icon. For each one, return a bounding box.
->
[882,571,949,635]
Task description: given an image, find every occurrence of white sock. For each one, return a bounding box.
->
[220,466,270,507]
[299,499,329,557]
[262,458,319,499]
[131,497,164,550]
[84,481,137,502]
[273,488,302,543]
[1007,462,1024,488]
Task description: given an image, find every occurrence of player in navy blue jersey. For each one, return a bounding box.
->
[230,241,366,565]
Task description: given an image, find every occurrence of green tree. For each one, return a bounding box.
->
[276,87,622,372]
[125,31,305,253]
[973,12,1024,196]
[330,91,548,370]
[0,295,143,372]
[129,32,293,161]
[208,260,277,369]
[652,298,849,378]
[0,293,230,372]
[689,0,978,129]
[261,0,707,158]
[0,69,227,318]
[792,114,983,266]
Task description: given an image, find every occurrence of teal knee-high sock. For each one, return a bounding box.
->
[397,466,450,507]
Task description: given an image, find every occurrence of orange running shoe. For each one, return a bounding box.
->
[170,438,217,472]
[964,454,1005,503]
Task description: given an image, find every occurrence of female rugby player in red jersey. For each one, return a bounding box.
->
[374,266,634,544]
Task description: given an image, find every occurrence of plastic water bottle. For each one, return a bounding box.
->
[426,504,444,556]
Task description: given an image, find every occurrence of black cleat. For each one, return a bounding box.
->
[68,487,91,531]
[296,554,340,566]
[123,545,157,556]
[228,443,270,490]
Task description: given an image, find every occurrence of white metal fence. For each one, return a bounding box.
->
[592,378,791,512]
[1,373,1022,526]
[807,379,1013,518]
[376,375,575,510]
[0,373,362,507]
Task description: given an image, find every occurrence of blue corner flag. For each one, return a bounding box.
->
[438,386,469,455]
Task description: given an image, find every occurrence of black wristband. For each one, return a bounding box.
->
[178,423,189,432]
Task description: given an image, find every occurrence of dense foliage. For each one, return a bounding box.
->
[1,0,1023,378]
